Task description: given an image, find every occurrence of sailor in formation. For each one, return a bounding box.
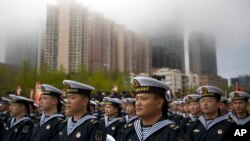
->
[1,76,250,141]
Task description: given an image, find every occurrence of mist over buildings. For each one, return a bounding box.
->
[0,0,249,79]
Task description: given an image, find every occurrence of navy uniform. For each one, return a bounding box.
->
[93,100,104,120]
[186,85,232,141]
[29,101,40,123]
[56,80,106,141]
[0,118,4,141]
[3,94,34,141]
[219,97,231,118]
[90,100,99,117]
[101,97,126,139]
[123,98,138,124]
[120,76,184,141]
[27,84,65,141]
[180,94,201,134]
[171,101,184,125]
[227,91,250,141]
[0,97,11,126]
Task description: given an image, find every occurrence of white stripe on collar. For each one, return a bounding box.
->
[134,119,173,141]
[229,113,250,125]
[199,114,228,130]
[10,117,30,128]
[189,113,199,122]
[67,115,96,136]
[125,115,137,123]
[40,113,64,127]
[104,116,122,127]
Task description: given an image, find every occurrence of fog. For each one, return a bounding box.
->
[0,0,249,79]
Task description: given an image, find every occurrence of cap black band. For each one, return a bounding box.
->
[11,100,30,104]
[231,97,248,101]
[66,88,91,96]
[42,92,61,98]
[134,86,166,95]
[105,102,120,108]
[189,99,199,103]
[201,92,221,97]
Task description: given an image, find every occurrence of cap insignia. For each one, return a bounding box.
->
[234,92,240,97]
[133,79,140,88]
[201,87,208,94]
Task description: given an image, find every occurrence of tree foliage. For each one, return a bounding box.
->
[0,62,129,97]
[1,62,247,97]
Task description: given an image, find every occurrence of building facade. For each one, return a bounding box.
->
[152,28,185,73]
[153,68,183,92]
[231,75,250,86]
[189,32,217,75]
[199,74,228,88]
[45,0,151,74]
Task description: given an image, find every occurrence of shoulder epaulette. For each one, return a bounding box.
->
[119,118,125,122]
[169,124,179,130]
[124,123,134,129]
[57,117,64,121]
[61,119,67,123]
[91,119,98,124]
[227,119,234,123]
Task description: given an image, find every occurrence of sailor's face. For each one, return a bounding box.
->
[66,94,87,114]
[233,100,247,114]
[39,95,54,112]
[0,103,9,112]
[189,102,201,114]
[125,104,136,115]
[10,103,25,117]
[219,102,229,114]
[184,104,190,112]
[135,93,161,119]
[199,97,219,115]
[247,102,250,114]
[104,105,118,117]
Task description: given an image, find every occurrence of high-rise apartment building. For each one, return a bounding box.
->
[45,0,151,74]
[5,27,45,70]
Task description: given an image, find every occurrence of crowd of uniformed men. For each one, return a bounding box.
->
[0,76,250,141]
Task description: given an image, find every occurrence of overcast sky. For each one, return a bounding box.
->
[0,0,249,80]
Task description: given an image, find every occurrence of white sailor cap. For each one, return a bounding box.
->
[220,97,229,104]
[33,103,39,108]
[9,94,33,114]
[172,101,179,105]
[64,98,68,103]
[131,76,170,96]
[121,99,127,104]
[178,100,184,105]
[186,94,201,103]
[196,85,224,99]
[63,80,95,97]
[9,94,33,104]
[27,99,38,108]
[0,97,11,104]
[100,101,105,106]
[103,97,122,106]
[94,100,101,105]
[125,98,136,104]
[60,98,68,105]
[183,96,189,104]
[229,91,250,101]
[90,100,97,106]
[41,84,63,98]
